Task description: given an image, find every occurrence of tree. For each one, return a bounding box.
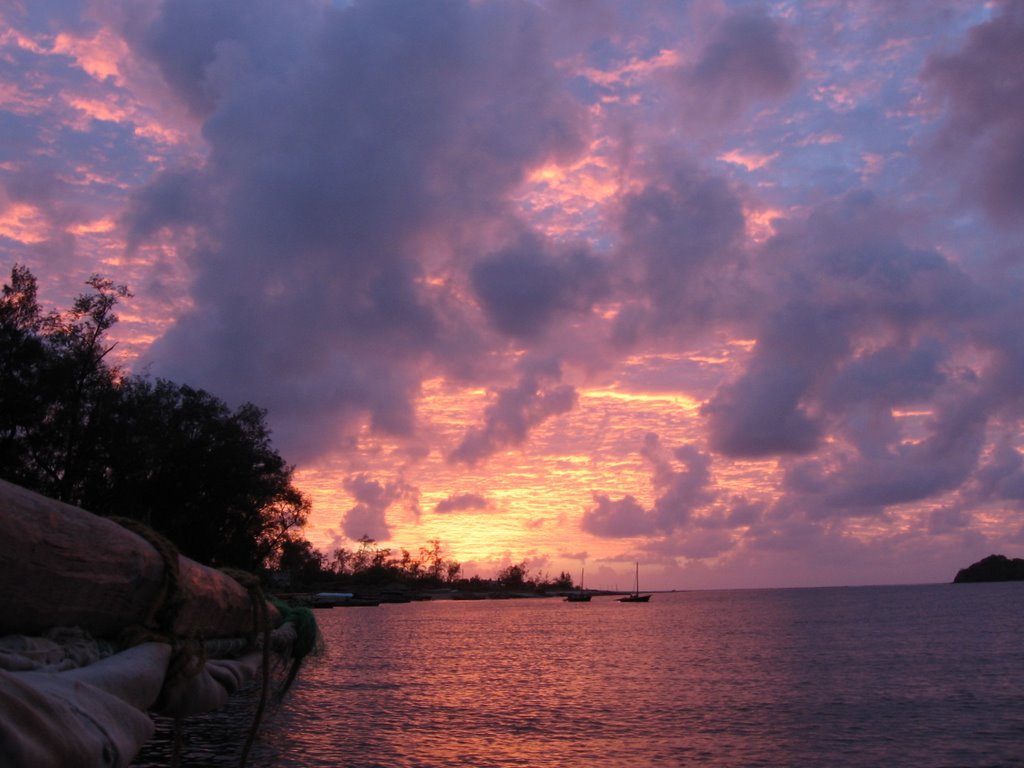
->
[46,274,130,502]
[554,571,573,589]
[277,539,328,584]
[0,266,49,486]
[90,378,311,570]
[351,535,376,574]
[497,561,530,590]
[444,560,462,583]
[421,538,447,582]
[0,267,129,502]
[399,548,422,580]
[332,546,354,575]
[0,265,312,572]
[0,264,44,333]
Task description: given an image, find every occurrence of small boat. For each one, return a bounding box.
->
[312,591,355,608]
[617,562,651,603]
[565,567,591,602]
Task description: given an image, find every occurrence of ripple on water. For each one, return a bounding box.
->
[137,585,1024,768]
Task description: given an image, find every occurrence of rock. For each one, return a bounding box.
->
[953,554,1024,583]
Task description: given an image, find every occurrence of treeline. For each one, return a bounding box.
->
[0,265,575,591]
[0,265,309,572]
[281,534,575,594]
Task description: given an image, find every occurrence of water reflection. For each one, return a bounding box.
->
[138,585,1024,767]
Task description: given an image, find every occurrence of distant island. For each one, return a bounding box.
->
[953,554,1024,583]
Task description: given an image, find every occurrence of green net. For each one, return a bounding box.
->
[268,596,322,661]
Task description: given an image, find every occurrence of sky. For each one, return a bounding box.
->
[3,0,1024,591]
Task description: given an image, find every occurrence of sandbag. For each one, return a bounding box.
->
[0,479,276,638]
[0,627,111,672]
[0,643,170,768]
[159,652,263,718]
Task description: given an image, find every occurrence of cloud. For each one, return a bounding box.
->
[691,178,1024,536]
[127,0,590,461]
[643,434,715,531]
[122,168,211,252]
[448,363,578,466]
[823,339,948,413]
[131,0,318,118]
[703,347,824,458]
[611,157,747,345]
[972,437,1024,506]
[818,388,988,513]
[705,191,981,461]
[434,492,489,514]
[673,9,800,125]
[923,1,1024,226]
[927,505,971,536]
[582,434,716,539]
[648,526,736,560]
[12,0,1024,584]
[470,233,608,341]
[557,549,589,562]
[581,493,654,539]
[341,473,419,541]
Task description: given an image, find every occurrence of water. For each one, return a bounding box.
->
[139,584,1024,767]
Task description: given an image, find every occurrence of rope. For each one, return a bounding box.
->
[105,519,321,767]
[109,517,194,768]
[108,517,183,639]
[220,568,272,768]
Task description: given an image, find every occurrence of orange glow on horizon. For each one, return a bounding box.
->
[295,363,782,583]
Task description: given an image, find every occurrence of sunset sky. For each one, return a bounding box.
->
[3,0,1024,590]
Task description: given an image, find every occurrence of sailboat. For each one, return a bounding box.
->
[617,562,651,602]
[565,567,591,602]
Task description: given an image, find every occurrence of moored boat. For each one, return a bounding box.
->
[617,562,652,603]
[565,567,592,602]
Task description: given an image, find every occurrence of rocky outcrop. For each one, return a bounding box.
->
[953,554,1024,583]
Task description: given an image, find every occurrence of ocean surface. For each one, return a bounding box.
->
[135,583,1024,767]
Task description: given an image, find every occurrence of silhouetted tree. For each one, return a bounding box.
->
[444,560,462,583]
[0,265,310,571]
[497,561,530,589]
[320,536,466,591]
[0,267,127,501]
[0,265,49,486]
[277,539,328,584]
[90,378,311,569]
